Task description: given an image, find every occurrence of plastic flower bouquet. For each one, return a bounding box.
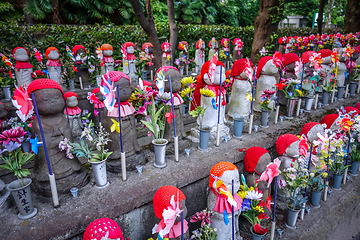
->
[189,209,217,240]
[281,78,303,98]
[258,89,276,111]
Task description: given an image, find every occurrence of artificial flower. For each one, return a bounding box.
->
[200,88,216,98]
[254,223,268,235]
[275,79,287,90]
[190,209,213,227]
[272,51,283,68]
[245,189,263,201]
[259,158,281,188]
[241,198,252,211]
[0,126,27,145]
[110,119,121,133]
[246,93,254,101]
[165,109,176,124]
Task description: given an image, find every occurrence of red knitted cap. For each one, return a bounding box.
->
[13,47,29,58]
[27,78,64,95]
[300,122,321,138]
[178,41,188,50]
[64,91,78,100]
[122,42,134,49]
[301,51,316,64]
[92,88,100,94]
[356,102,360,111]
[101,44,113,51]
[153,186,186,219]
[320,114,338,129]
[45,47,59,60]
[208,39,218,48]
[318,49,332,58]
[209,162,238,188]
[161,42,171,51]
[283,53,300,66]
[83,218,124,240]
[104,71,130,84]
[256,56,273,78]
[344,106,360,117]
[142,42,153,50]
[231,59,253,78]
[243,147,269,173]
[196,39,205,49]
[276,134,299,155]
[233,38,241,45]
[221,38,230,47]
[72,45,86,55]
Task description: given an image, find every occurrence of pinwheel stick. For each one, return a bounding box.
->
[275,66,282,123]
[270,176,279,240]
[181,212,184,240]
[75,62,84,89]
[345,56,353,98]
[232,179,235,240]
[301,144,313,219]
[216,66,223,147]
[168,75,178,162]
[31,93,59,207]
[41,52,50,79]
[249,65,257,133]
[102,50,107,75]
[116,84,126,181]
[296,62,305,117]
[343,134,351,185]
[324,140,331,201]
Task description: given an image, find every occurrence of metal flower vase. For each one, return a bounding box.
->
[250,227,267,240]
[322,91,330,105]
[260,110,270,128]
[304,96,314,112]
[285,98,297,119]
[333,174,343,189]
[349,82,357,96]
[233,116,244,139]
[337,86,345,99]
[153,139,168,168]
[286,207,300,229]
[311,190,322,207]
[351,161,360,175]
[90,159,109,189]
[199,126,210,151]
[2,86,11,100]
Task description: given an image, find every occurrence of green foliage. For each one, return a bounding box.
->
[308,175,328,192]
[189,106,207,129]
[0,1,23,22]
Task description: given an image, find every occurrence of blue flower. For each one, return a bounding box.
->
[3,141,21,152]
[241,198,252,211]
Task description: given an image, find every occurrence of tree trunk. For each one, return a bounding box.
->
[251,0,282,64]
[167,0,178,66]
[130,0,162,69]
[22,0,33,24]
[325,0,335,28]
[52,0,61,24]
[317,0,326,35]
[344,0,360,33]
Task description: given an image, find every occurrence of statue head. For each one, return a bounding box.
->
[318,49,332,65]
[221,38,230,49]
[0,102,9,119]
[13,47,29,62]
[178,41,189,51]
[209,162,240,194]
[27,79,65,116]
[320,114,339,130]
[301,50,317,67]
[283,53,300,71]
[161,42,171,53]
[352,46,360,60]
[256,56,277,78]
[83,218,124,240]
[64,92,79,108]
[101,44,113,57]
[243,147,271,175]
[276,134,300,158]
[92,88,103,102]
[45,47,60,61]
[301,122,324,142]
[208,38,218,49]
[156,67,182,93]
[72,45,86,58]
[231,59,253,80]
[142,42,154,55]
[203,61,226,86]
[104,71,132,102]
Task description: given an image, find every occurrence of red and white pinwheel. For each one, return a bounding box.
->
[208,52,218,84]
[33,48,43,65]
[272,51,283,68]
[245,58,253,80]
[12,85,34,122]
[309,53,323,71]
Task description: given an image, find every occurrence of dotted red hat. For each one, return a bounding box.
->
[343,106,360,117]
[153,186,186,219]
[83,218,124,240]
[276,134,299,155]
[27,78,64,95]
[122,42,135,49]
[72,45,86,55]
[356,102,360,111]
[104,71,130,84]
[300,122,321,138]
[161,42,171,51]
[283,53,300,67]
[45,47,59,60]
[209,162,238,188]
[301,51,317,64]
[231,59,253,78]
[13,47,29,58]
[318,49,332,58]
[320,114,338,129]
[243,147,269,174]
[256,56,273,79]
[142,42,153,50]
[64,91,79,100]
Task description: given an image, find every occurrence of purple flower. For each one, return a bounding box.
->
[175,58,180,66]
[278,179,287,189]
[241,199,252,211]
[3,141,22,152]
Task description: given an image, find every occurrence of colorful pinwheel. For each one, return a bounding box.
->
[11,85,33,122]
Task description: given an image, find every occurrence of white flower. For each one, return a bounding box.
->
[287,173,296,180]
[245,189,263,201]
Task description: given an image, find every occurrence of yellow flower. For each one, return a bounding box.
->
[246,93,254,101]
[296,89,303,96]
[110,119,121,133]
[249,187,254,191]
[321,172,328,178]
[237,186,247,199]
[129,93,137,102]
[319,45,324,49]
[181,76,195,87]
[200,88,216,98]
[180,87,191,97]
[254,206,264,213]
[225,79,230,83]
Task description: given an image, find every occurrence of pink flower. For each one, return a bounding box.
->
[260,158,281,188]
[190,210,213,227]
[0,127,27,145]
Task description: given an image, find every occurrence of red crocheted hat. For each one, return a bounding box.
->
[142,42,154,50]
[233,38,241,45]
[231,59,253,78]
[161,42,171,51]
[153,186,186,219]
[343,106,360,117]
[283,53,300,67]
[318,49,332,58]
[356,102,360,111]
[64,91,78,100]
[320,114,338,129]
[243,147,269,174]
[27,78,64,95]
[101,44,113,51]
[300,122,321,138]
[196,39,204,49]
[178,41,188,50]
[92,88,100,94]
[301,51,317,64]
[45,47,59,60]
[104,71,130,84]
[122,42,134,49]
[72,45,86,55]
[256,56,273,79]
[209,162,238,188]
[276,134,299,155]
[13,47,29,58]
[83,218,124,240]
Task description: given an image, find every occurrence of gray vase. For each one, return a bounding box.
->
[311,190,322,207]
[304,96,314,112]
[349,82,357,96]
[90,159,109,189]
[153,139,168,168]
[250,226,266,240]
[21,140,30,153]
[286,207,300,229]
[233,116,244,139]
[2,86,11,100]
[199,126,210,150]
[260,110,270,128]
[351,161,360,175]
[68,79,75,91]
[333,174,343,189]
[337,86,345,99]
[322,91,330,105]
[285,98,297,119]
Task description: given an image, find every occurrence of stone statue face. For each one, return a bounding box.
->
[262,60,278,75]
[75,48,86,61]
[103,49,113,57]
[353,52,359,61]
[48,50,59,60]
[126,46,134,54]
[164,69,181,93]
[201,42,205,49]
[14,48,29,62]
[33,88,64,116]
[254,152,271,174]
[220,169,240,194]
[214,42,219,49]
[338,48,345,62]
[203,65,226,85]
[286,62,295,71]
[285,141,300,158]
[0,104,8,119]
[307,124,324,142]
[117,77,132,102]
[240,70,247,79]
[95,91,103,102]
[163,45,171,53]
[66,96,78,108]
[322,56,331,65]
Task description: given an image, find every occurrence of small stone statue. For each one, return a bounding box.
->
[13,47,33,88]
[243,147,272,200]
[208,38,219,61]
[232,38,243,62]
[254,56,278,112]
[276,134,300,171]
[278,36,287,54]
[91,88,106,129]
[121,42,137,82]
[102,71,145,172]
[318,49,332,87]
[64,91,83,139]
[336,48,347,87]
[0,102,9,131]
[194,39,205,74]
[45,47,62,86]
[142,42,154,79]
[73,45,92,89]
[320,114,339,130]
[100,44,115,75]
[208,162,242,240]
[178,41,189,76]
[220,38,230,66]
[161,41,172,66]
[27,78,89,197]
[153,186,189,240]
[228,59,253,119]
[300,122,325,142]
[280,53,300,105]
[83,218,125,240]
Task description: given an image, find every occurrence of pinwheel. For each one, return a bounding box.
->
[208,53,218,84]
[0,53,13,68]
[272,51,283,68]
[66,46,75,61]
[12,85,33,122]
[259,158,281,188]
[30,134,42,154]
[33,48,43,65]
[100,76,116,112]
[156,69,167,95]
[110,119,120,133]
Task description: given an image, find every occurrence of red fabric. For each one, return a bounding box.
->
[161,42,171,51]
[256,56,272,79]
[231,59,253,77]
[64,106,81,115]
[83,218,124,240]
[123,42,135,49]
[283,53,300,67]
[15,61,33,71]
[276,134,299,155]
[178,41,188,50]
[191,60,225,111]
[243,147,269,174]
[300,122,320,138]
[212,189,242,213]
[46,60,61,67]
[123,54,136,61]
[233,38,241,45]
[72,45,86,55]
[301,51,317,64]
[153,186,186,219]
[104,71,130,84]
[13,47,29,58]
[92,88,100,94]
[27,78,64,95]
[102,56,114,63]
[45,47,59,60]
[221,38,230,47]
[318,49,332,58]
[64,91,79,100]
[142,42,153,50]
[356,102,360,111]
[100,43,113,51]
[209,162,238,189]
[320,114,338,129]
